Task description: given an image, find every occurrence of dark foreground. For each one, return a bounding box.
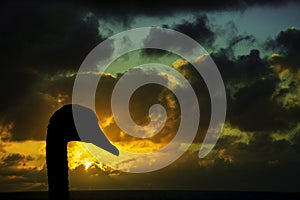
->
[0,190,299,200]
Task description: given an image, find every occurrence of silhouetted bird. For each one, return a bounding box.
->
[46,104,119,200]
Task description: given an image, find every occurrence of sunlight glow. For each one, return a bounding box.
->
[67,142,116,173]
[68,142,96,170]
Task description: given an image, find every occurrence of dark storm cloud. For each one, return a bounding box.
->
[266,28,300,58]
[265,28,300,69]
[210,28,300,132]
[142,27,198,56]
[81,0,295,17]
[211,48,269,86]
[6,71,80,141]
[1,7,100,70]
[275,28,300,57]
[1,0,298,142]
[199,127,300,192]
[0,1,107,141]
[2,154,26,166]
[129,120,300,191]
[1,154,34,171]
[141,15,215,57]
[211,22,262,84]
[1,4,101,69]
[0,158,47,192]
[228,78,293,131]
[0,2,102,113]
[212,46,300,132]
[172,15,215,47]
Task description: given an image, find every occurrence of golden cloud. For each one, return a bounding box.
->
[269,53,300,108]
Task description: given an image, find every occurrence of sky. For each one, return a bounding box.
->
[1,0,300,193]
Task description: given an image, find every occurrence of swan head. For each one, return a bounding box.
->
[47,104,119,156]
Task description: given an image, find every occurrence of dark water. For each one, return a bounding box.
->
[0,190,299,200]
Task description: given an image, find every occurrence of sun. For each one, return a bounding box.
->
[82,159,94,171]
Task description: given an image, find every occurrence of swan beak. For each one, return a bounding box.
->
[92,130,119,156]
[72,105,119,156]
[79,124,119,156]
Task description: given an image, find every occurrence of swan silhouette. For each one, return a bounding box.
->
[46,104,119,200]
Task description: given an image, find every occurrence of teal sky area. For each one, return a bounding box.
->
[98,2,300,75]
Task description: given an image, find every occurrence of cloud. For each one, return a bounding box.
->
[227,77,292,132]
[0,138,47,192]
[0,2,102,113]
[64,121,300,192]
[1,2,297,143]
[269,55,300,109]
[228,34,256,49]
[95,68,182,149]
[172,15,215,48]
[142,27,198,57]
[0,121,13,153]
[0,168,47,192]
[1,153,28,166]
[206,27,300,135]
[83,0,296,17]
[266,27,300,61]
[2,122,300,193]
[263,28,300,109]
[1,3,101,69]
[209,24,264,90]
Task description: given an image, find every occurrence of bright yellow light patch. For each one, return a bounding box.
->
[172,59,188,68]
[100,115,114,128]
[114,139,163,153]
[68,142,97,170]
[271,53,282,58]
[67,142,114,173]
